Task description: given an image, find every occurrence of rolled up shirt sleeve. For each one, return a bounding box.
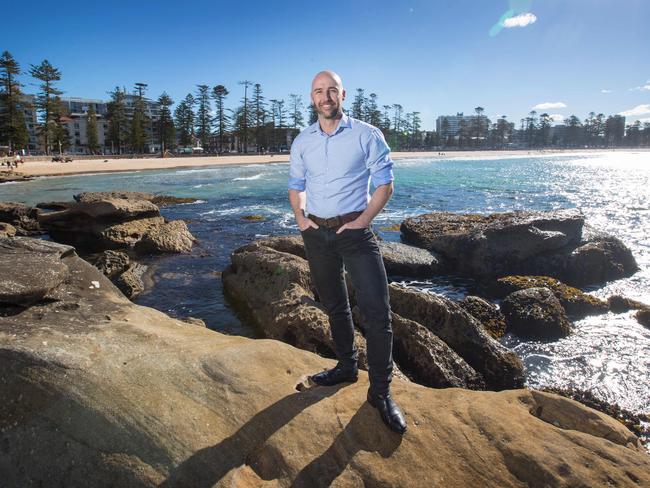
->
[366,129,394,187]
[288,137,307,191]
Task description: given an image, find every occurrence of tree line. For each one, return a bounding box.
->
[2,50,649,155]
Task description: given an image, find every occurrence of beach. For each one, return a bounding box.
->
[13,148,647,177]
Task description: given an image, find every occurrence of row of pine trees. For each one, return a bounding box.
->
[1,50,649,155]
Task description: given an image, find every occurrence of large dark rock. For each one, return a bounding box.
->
[493,275,608,319]
[390,311,485,389]
[458,296,506,339]
[378,241,445,277]
[222,241,370,370]
[636,310,650,328]
[37,193,196,255]
[388,284,525,390]
[73,191,197,207]
[501,287,572,340]
[400,210,637,286]
[0,202,41,234]
[113,263,147,299]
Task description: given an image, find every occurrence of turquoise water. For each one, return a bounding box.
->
[2,151,649,414]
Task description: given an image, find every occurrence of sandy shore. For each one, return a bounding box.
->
[10,148,648,177]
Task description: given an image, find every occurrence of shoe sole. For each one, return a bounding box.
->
[311,376,358,387]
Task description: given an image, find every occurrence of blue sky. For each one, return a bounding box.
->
[5,0,650,129]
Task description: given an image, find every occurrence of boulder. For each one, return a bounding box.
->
[2,239,649,486]
[400,210,637,286]
[501,287,572,340]
[378,241,445,277]
[388,284,525,390]
[74,191,197,207]
[94,250,131,278]
[0,237,72,306]
[458,295,506,339]
[0,222,16,238]
[134,220,196,254]
[113,263,147,299]
[390,311,485,389]
[222,242,370,370]
[493,275,608,319]
[636,310,650,328]
[608,295,650,313]
[562,236,639,286]
[0,201,40,234]
[37,193,196,255]
[257,235,307,259]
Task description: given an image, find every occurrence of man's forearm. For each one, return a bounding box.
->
[288,189,306,220]
[358,182,394,226]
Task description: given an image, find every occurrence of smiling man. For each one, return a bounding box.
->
[288,70,406,434]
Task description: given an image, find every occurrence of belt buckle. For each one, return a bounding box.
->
[325,216,341,228]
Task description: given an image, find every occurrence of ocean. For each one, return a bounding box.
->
[2,151,649,415]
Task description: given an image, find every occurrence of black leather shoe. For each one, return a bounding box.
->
[367,391,407,434]
[310,365,358,386]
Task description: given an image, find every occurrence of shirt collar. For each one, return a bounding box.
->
[310,112,352,135]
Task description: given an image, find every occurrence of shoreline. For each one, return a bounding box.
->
[6,148,650,178]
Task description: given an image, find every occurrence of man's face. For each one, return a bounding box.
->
[311,73,346,120]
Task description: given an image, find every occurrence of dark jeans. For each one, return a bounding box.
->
[300,225,393,395]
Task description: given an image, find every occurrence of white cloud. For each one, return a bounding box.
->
[533,102,567,110]
[601,89,613,94]
[503,12,537,28]
[549,114,565,122]
[618,104,650,117]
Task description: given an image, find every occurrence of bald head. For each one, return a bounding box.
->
[311,70,344,92]
[311,70,346,120]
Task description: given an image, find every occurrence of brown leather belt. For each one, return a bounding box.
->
[308,211,363,230]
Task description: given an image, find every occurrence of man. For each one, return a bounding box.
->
[288,70,406,434]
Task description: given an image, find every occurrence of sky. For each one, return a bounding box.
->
[5,0,650,130]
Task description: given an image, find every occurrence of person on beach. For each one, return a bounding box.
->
[288,70,406,434]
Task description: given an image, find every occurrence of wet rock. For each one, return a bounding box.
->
[134,220,196,254]
[0,222,16,238]
[400,210,637,286]
[608,295,650,313]
[636,310,650,328]
[36,201,75,211]
[241,215,265,221]
[401,209,583,276]
[563,236,638,286]
[0,202,41,234]
[390,312,485,389]
[74,191,197,207]
[493,275,608,319]
[222,242,369,369]
[257,235,306,259]
[459,296,506,339]
[74,191,156,203]
[93,250,131,278]
[37,193,196,255]
[0,171,33,183]
[113,263,147,299]
[378,241,445,277]
[388,284,525,390]
[501,287,571,340]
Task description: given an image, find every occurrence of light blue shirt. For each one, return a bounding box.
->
[288,113,394,218]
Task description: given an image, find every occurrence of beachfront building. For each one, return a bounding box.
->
[20,94,163,155]
[59,97,110,154]
[436,113,489,139]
